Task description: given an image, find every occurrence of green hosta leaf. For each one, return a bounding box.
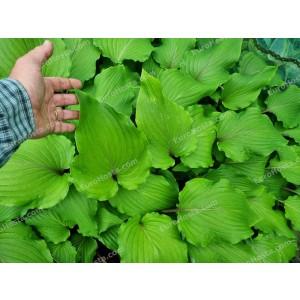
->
[181,105,217,168]
[248,192,295,238]
[269,145,300,185]
[48,241,77,263]
[93,65,138,116]
[0,204,29,223]
[217,108,287,162]
[188,241,255,263]
[177,178,259,246]
[275,122,300,144]
[0,38,71,78]
[153,38,196,69]
[96,203,124,234]
[109,173,178,217]
[142,56,163,78]
[158,69,209,107]
[118,212,188,263]
[93,38,154,63]
[238,52,270,76]
[269,72,285,87]
[221,66,277,110]
[55,186,98,237]
[248,234,297,263]
[196,38,218,49]
[26,207,71,244]
[136,70,196,169]
[205,167,265,198]
[194,234,297,263]
[261,173,290,199]
[0,135,74,208]
[71,90,151,200]
[284,195,300,231]
[70,233,98,263]
[172,163,204,176]
[220,155,268,183]
[265,85,300,128]
[0,223,52,263]
[180,38,243,97]
[64,38,100,82]
[60,104,79,144]
[98,225,120,251]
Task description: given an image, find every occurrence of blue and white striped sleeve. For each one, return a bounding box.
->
[0,78,35,167]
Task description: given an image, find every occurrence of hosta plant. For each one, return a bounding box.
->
[0,38,299,263]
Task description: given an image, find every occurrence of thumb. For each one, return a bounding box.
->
[28,40,53,67]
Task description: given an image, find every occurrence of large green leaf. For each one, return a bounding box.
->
[180,38,243,97]
[189,234,297,263]
[177,178,259,246]
[217,108,287,162]
[0,135,74,208]
[248,234,297,263]
[0,38,71,78]
[158,69,210,107]
[215,155,268,183]
[221,67,277,110]
[261,173,290,200]
[0,204,29,223]
[98,225,120,251]
[142,56,164,78]
[248,192,295,238]
[284,195,300,231]
[153,38,196,69]
[238,52,270,76]
[275,122,300,144]
[204,166,265,198]
[265,85,300,128]
[136,70,196,169]
[93,38,154,63]
[96,203,124,234]
[70,233,98,263]
[55,186,98,237]
[181,105,217,168]
[93,65,138,116]
[26,207,71,244]
[196,38,218,49]
[0,223,52,263]
[48,241,77,263]
[269,145,300,185]
[188,241,255,263]
[64,38,100,83]
[118,212,188,263]
[109,173,178,217]
[71,90,151,200]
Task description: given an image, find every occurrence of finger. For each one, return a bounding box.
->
[47,77,82,91]
[28,40,53,67]
[53,93,79,107]
[54,121,76,133]
[56,109,79,121]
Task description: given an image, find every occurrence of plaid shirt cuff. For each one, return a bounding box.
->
[0,78,35,167]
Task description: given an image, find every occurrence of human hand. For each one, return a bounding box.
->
[9,40,82,138]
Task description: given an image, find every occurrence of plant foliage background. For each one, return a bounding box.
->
[0,38,299,263]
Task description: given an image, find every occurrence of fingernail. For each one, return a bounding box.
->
[44,40,52,46]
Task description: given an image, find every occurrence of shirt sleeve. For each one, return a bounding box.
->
[0,78,35,168]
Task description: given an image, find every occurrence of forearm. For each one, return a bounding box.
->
[0,78,35,167]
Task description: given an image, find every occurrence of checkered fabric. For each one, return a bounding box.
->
[0,78,35,167]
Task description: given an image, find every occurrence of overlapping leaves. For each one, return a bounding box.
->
[71,90,151,200]
[0,38,299,263]
[136,70,196,169]
[0,135,74,208]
